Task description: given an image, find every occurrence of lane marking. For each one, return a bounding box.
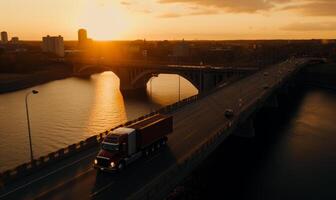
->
[0,151,97,199]
[34,167,94,200]
[182,132,194,140]
[145,153,161,164]
[90,181,115,198]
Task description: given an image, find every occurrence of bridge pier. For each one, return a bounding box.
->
[116,68,147,95]
[234,119,255,138]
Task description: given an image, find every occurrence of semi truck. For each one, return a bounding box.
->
[93,114,173,172]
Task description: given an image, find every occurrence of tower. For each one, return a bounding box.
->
[1,31,8,43]
[78,29,88,46]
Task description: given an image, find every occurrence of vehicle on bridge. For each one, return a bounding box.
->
[94,114,173,172]
[224,109,234,119]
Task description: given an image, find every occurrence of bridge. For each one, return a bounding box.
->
[0,57,324,200]
[71,59,257,94]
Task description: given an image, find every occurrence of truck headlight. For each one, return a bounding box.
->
[94,159,98,165]
[110,162,115,168]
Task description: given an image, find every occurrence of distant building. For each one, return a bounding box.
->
[78,28,93,48]
[1,31,8,43]
[42,35,64,57]
[78,29,87,45]
[10,37,19,44]
[122,45,141,55]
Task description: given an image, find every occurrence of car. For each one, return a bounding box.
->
[224,109,234,119]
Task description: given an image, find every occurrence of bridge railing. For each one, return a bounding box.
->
[0,74,244,187]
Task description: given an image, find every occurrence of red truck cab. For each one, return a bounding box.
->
[94,114,173,172]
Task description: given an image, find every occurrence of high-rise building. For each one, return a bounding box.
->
[78,29,87,46]
[1,31,8,43]
[42,35,64,57]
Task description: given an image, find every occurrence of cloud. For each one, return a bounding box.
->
[282,1,336,16]
[158,0,336,17]
[282,21,336,31]
[158,0,291,13]
[159,13,183,18]
[159,7,218,18]
[120,1,131,6]
[120,0,153,13]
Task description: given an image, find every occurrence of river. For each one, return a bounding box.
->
[169,87,336,199]
[0,72,197,171]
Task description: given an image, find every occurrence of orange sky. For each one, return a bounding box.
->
[1,0,336,40]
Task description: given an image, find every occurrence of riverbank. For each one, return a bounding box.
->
[0,65,74,94]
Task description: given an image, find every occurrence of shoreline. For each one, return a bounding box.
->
[0,70,92,94]
[1,62,335,95]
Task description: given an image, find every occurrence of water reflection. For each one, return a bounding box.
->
[147,74,198,106]
[87,72,127,136]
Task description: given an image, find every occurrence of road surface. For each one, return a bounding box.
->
[0,58,308,200]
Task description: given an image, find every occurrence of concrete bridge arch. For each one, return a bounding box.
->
[129,69,202,92]
[73,63,250,95]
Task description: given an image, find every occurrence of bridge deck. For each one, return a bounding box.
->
[0,58,309,200]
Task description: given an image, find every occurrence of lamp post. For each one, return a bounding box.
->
[150,76,153,101]
[199,61,203,94]
[178,74,181,101]
[25,89,39,162]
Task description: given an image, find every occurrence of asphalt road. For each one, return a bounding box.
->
[0,58,308,200]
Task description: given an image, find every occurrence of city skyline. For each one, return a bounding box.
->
[1,0,336,41]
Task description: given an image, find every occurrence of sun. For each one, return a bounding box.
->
[78,1,132,40]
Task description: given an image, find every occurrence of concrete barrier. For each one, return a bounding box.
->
[15,163,28,176]
[48,152,56,161]
[57,148,65,158]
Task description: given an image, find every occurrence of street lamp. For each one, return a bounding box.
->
[150,77,153,101]
[178,74,181,101]
[25,89,39,162]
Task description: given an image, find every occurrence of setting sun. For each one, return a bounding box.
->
[77,1,133,40]
[1,0,336,40]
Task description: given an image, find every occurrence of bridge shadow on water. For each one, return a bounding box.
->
[167,86,312,200]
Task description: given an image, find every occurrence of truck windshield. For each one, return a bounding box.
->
[102,143,119,152]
